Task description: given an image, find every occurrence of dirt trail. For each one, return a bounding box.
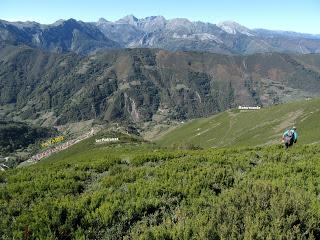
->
[273,109,304,133]
[218,111,239,146]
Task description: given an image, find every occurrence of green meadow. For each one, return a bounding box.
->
[156,98,320,148]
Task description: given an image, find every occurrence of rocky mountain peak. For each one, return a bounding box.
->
[50,18,79,28]
[166,18,193,32]
[217,20,254,36]
[140,15,167,32]
[116,15,139,26]
[98,18,109,23]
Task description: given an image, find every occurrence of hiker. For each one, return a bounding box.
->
[282,126,298,149]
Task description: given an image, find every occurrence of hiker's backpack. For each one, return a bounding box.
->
[284,130,293,144]
[288,130,295,140]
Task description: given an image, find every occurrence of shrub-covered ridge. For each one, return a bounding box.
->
[1,141,320,239]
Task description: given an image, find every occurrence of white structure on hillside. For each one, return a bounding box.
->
[95,137,119,143]
[238,106,261,110]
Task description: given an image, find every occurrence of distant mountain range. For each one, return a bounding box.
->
[1,15,320,55]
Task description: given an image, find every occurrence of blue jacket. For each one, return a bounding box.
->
[283,129,298,141]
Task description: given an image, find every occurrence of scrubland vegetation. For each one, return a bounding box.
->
[1,134,320,239]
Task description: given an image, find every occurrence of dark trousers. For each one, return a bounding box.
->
[284,136,294,149]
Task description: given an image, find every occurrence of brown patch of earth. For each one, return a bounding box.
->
[273,109,304,133]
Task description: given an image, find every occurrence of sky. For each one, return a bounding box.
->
[1,0,319,34]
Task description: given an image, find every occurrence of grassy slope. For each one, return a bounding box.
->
[156,98,320,148]
[2,134,320,238]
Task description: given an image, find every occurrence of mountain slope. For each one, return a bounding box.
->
[156,98,320,147]
[0,19,120,54]
[1,43,320,126]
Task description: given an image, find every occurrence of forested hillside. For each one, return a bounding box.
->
[1,43,320,127]
[0,120,56,154]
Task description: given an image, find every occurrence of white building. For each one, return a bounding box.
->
[238,106,261,110]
